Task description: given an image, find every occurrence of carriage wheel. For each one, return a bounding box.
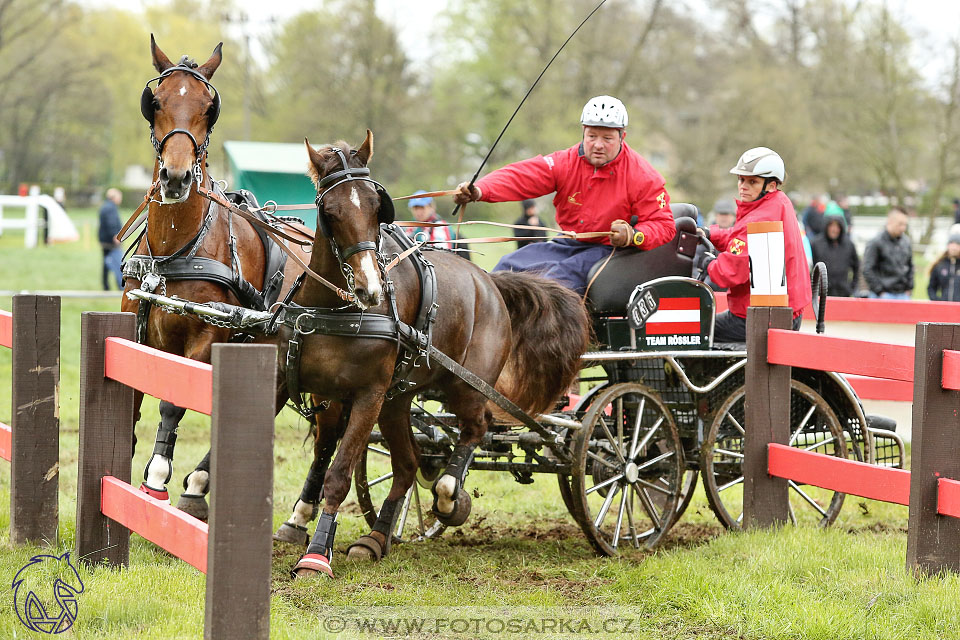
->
[354,438,445,542]
[700,379,847,530]
[570,383,684,555]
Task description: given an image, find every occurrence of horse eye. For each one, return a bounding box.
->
[152,98,160,110]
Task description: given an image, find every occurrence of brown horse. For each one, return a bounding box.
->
[122,37,311,515]
[285,131,590,578]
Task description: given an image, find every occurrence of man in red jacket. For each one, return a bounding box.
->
[453,95,675,293]
[699,147,812,342]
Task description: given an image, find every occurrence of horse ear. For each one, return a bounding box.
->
[304,138,325,184]
[150,34,174,73]
[356,129,374,165]
[197,42,223,80]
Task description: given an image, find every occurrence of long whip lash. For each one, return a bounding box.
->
[449,0,609,222]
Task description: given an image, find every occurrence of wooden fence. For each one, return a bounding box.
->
[0,295,60,545]
[75,311,277,640]
[745,307,960,577]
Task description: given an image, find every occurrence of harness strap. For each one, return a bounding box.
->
[117,181,160,242]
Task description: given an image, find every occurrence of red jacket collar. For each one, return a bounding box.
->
[736,189,782,214]
[576,140,629,170]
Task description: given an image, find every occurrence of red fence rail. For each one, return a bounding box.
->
[1,296,60,545]
[716,292,960,324]
[76,312,276,639]
[746,311,960,577]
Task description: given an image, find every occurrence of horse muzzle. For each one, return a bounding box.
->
[158,166,193,203]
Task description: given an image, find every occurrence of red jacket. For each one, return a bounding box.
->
[708,190,812,319]
[404,212,453,249]
[475,141,675,248]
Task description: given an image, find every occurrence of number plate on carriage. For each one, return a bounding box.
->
[627,277,715,350]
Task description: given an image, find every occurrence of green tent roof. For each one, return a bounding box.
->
[222,141,316,226]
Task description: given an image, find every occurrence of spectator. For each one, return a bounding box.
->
[810,201,860,297]
[953,198,960,225]
[801,194,826,238]
[837,194,853,230]
[513,199,549,249]
[405,191,453,250]
[711,198,736,229]
[98,188,123,290]
[862,207,913,299]
[927,231,960,301]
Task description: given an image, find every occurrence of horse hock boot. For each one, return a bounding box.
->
[292,512,338,579]
[431,444,473,527]
[141,402,185,501]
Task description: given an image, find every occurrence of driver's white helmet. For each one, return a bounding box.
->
[729,147,785,182]
[580,95,628,129]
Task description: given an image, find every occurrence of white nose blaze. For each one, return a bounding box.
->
[358,252,382,303]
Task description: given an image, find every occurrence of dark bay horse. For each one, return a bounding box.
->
[285,132,590,578]
[122,37,311,515]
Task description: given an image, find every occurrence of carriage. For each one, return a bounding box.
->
[351,208,905,555]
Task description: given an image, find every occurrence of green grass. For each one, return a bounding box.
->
[0,224,957,639]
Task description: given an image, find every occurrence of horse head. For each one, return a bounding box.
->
[141,35,222,203]
[305,130,393,309]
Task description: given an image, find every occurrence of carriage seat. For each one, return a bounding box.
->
[585,214,699,315]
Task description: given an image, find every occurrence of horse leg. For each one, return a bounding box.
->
[275,401,349,545]
[346,400,418,561]
[176,450,211,520]
[432,390,492,526]
[141,400,186,501]
[132,389,145,456]
[292,392,384,579]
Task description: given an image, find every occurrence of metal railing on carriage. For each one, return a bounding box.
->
[743,305,960,576]
[75,311,276,639]
[0,295,60,546]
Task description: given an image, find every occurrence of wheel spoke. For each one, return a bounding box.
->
[713,448,744,460]
[368,446,391,457]
[787,500,798,525]
[725,413,745,436]
[631,417,663,460]
[612,488,628,548]
[628,396,645,459]
[368,471,393,488]
[597,414,627,464]
[586,473,625,495]
[635,477,674,496]
[586,450,618,471]
[717,475,744,492]
[789,404,817,445]
[623,489,641,549]
[804,435,837,452]
[616,397,625,455]
[396,486,413,538]
[634,449,675,472]
[634,484,663,529]
[594,483,621,527]
[789,480,828,517]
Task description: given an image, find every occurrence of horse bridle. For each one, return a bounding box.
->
[140,61,221,185]
[314,148,395,292]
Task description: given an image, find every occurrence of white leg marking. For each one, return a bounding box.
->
[289,500,316,528]
[435,474,456,514]
[145,454,171,490]
[184,469,209,495]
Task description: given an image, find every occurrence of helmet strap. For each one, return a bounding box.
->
[756,177,777,201]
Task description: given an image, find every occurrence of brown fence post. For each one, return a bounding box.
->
[76,312,135,568]
[743,306,793,528]
[10,294,60,545]
[205,343,277,640]
[907,323,960,576]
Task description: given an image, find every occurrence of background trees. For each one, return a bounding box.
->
[0,0,952,217]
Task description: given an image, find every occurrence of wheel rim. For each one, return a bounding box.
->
[571,383,684,555]
[701,379,847,529]
[354,437,445,542]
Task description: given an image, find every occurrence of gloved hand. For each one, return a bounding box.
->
[610,219,634,248]
[697,250,717,274]
[453,182,482,206]
[697,225,711,240]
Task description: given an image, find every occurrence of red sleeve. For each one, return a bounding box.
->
[475,155,558,202]
[707,252,750,288]
[710,225,736,250]
[630,182,674,250]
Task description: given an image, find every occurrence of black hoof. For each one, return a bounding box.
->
[433,488,472,527]
[273,522,309,546]
[176,493,209,522]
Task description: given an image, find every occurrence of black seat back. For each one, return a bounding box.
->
[585,215,699,315]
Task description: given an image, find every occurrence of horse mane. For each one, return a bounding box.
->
[306,140,353,187]
[176,55,198,69]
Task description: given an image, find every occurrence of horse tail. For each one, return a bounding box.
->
[491,272,591,416]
